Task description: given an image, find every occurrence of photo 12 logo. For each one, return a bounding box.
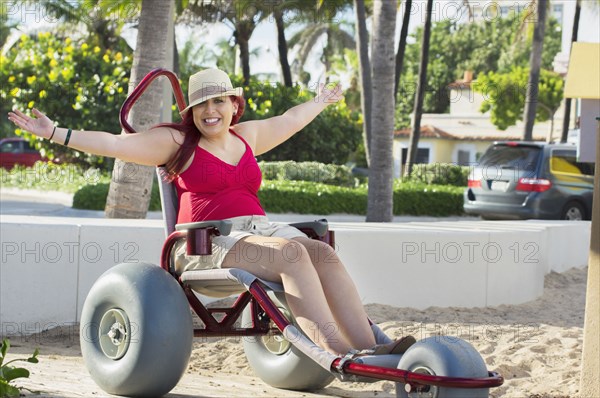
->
[401,241,539,264]
[1,241,139,264]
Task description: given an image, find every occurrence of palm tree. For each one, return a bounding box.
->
[189,0,269,84]
[232,11,260,83]
[289,25,355,81]
[214,38,239,72]
[522,0,548,141]
[560,0,582,142]
[273,1,293,86]
[404,0,433,178]
[19,0,134,50]
[353,0,372,165]
[288,1,354,83]
[366,0,397,222]
[178,39,217,77]
[394,0,412,102]
[271,0,350,86]
[104,0,175,218]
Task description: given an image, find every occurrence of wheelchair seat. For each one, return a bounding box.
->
[180,268,284,298]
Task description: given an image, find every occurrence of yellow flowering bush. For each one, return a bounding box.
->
[0,33,132,167]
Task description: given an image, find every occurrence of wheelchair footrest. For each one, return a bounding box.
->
[337,354,403,383]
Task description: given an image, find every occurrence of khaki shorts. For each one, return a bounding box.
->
[173,215,308,274]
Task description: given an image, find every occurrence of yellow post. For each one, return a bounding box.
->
[580,118,600,397]
[563,42,600,397]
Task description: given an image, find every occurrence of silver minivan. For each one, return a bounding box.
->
[464,142,595,220]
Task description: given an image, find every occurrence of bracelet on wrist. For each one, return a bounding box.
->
[64,128,72,146]
[49,126,56,141]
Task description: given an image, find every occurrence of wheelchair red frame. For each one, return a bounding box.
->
[119,68,504,393]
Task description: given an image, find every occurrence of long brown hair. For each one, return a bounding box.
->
[159,95,246,181]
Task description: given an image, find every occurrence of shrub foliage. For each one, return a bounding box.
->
[258,161,357,187]
[0,32,132,167]
[259,180,464,216]
[73,182,161,211]
[234,77,363,165]
[406,163,470,187]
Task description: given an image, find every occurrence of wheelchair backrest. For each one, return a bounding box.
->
[157,167,179,237]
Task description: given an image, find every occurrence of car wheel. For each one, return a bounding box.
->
[561,201,585,220]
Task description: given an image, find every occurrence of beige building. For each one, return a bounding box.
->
[392,71,560,178]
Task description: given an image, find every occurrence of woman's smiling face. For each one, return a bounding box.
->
[192,96,238,136]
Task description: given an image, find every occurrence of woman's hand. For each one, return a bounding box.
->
[236,81,346,156]
[7,108,54,139]
[318,82,344,104]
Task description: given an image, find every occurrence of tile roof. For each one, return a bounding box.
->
[394,125,457,139]
[394,124,545,141]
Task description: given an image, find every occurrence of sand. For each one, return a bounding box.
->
[4,266,587,398]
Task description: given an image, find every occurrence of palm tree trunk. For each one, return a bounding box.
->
[173,30,180,77]
[522,0,547,141]
[274,7,292,87]
[366,0,397,222]
[237,36,251,83]
[394,0,412,102]
[322,38,334,82]
[561,0,581,143]
[235,23,253,84]
[404,0,433,178]
[354,0,372,166]
[105,0,174,219]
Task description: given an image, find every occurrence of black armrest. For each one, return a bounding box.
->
[175,220,233,236]
[289,219,329,238]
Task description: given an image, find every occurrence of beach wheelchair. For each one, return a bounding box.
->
[79,69,504,397]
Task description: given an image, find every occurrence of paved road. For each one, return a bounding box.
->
[0,188,162,219]
[0,188,478,223]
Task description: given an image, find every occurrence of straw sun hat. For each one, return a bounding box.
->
[180,68,243,114]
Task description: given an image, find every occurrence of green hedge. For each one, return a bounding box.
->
[406,163,470,187]
[259,180,464,216]
[259,181,367,214]
[72,182,162,211]
[258,161,357,187]
[1,162,109,193]
[72,179,464,217]
[393,181,465,216]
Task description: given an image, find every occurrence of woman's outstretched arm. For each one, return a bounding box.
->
[234,83,344,156]
[8,108,181,166]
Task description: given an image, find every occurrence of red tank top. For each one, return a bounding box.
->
[174,131,265,223]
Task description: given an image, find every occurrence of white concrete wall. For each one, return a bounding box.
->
[1,216,164,336]
[0,216,590,336]
[331,220,590,309]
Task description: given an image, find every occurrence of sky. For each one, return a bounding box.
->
[5,0,600,89]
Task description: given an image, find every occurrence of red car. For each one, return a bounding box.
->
[0,137,43,169]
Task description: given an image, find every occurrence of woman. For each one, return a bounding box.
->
[8,68,413,357]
